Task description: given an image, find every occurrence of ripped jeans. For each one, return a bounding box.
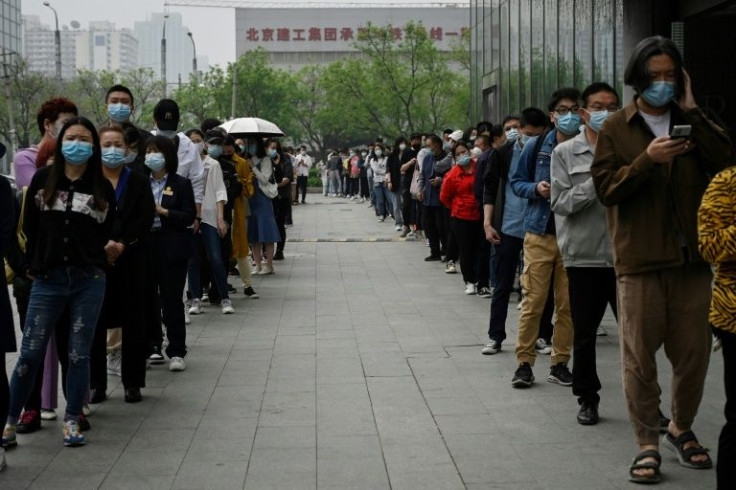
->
[8,266,105,422]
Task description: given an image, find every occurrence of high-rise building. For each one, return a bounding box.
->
[75,21,138,72]
[0,0,21,57]
[134,12,197,87]
[22,15,78,79]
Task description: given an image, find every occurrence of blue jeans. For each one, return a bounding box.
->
[188,224,229,301]
[374,182,390,218]
[9,266,105,422]
[389,190,403,226]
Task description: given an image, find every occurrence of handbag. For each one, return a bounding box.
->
[258,157,278,199]
[409,163,422,200]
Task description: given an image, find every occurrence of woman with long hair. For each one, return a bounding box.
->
[2,117,115,447]
[248,138,280,275]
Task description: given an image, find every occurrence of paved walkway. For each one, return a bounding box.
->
[3,194,726,489]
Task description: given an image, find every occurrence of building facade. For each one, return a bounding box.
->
[134,12,197,87]
[235,7,469,70]
[469,0,736,141]
[0,0,21,57]
[75,22,138,72]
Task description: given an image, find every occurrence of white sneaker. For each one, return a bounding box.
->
[481,340,501,355]
[82,404,91,416]
[185,309,191,325]
[40,409,57,421]
[188,299,202,315]
[535,338,552,355]
[395,225,402,231]
[258,266,274,275]
[464,283,476,295]
[221,299,235,314]
[169,357,186,372]
[107,350,122,377]
[445,261,457,274]
[596,325,608,336]
[201,293,209,302]
[406,230,416,240]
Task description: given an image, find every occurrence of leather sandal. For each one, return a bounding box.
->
[629,450,662,484]
[662,430,712,469]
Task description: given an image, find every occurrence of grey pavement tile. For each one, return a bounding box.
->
[361,351,412,377]
[100,474,176,490]
[265,376,315,393]
[316,357,365,384]
[171,461,247,490]
[424,396,490,416]
[317,435,390,489]
[258,391,316,427]
[244,447,316,490]
[253,426,316,449]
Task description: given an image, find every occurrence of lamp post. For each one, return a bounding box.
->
[42,1,62,88]
[161,13,169,98]
[187,31,198,83]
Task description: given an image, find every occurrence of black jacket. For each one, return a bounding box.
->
[112,169,155,248]
[1,176,16,353]
[482,141,515,231]
[154,172,197,262]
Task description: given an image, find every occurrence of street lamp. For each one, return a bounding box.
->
[42,1,62,88]
[161,13,169,97]
[187,31,198,83]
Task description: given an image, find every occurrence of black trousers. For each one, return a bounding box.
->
[346,177,359,196]
[273,196,288,254]
[401,191,413,226]
[359,170,370,198]
[477,235,491,290]
[567,267,618,405]
[442,206,459,261]
[296,175,308,202]
[488,233,524,343]
[453,217,484,284]
[147,233,188,359]
[423,205,446,257]
[718,329,736,489]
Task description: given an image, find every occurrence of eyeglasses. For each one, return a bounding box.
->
[587,105,619,112]
[554,106,580,115]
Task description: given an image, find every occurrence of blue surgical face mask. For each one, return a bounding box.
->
[267,149,278,159]
[239,145,246,154]
[61,141,94,165]
[641,81,676,108]
[520,133,533,146]
[443,141,451,151]
[124,151,138,165]
[556,112,582,136]
[361,152,367,157]
[375,149,383,157]
[101,147,127,169]
[208,145,223,159]
[248,144,257,155]
[145,152,166,172]
[506,129,520,142]
[587,110,611,133]
[456,154,471,166]
[108,103,132,123]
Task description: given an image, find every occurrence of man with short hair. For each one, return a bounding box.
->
[482,108,549,355]
[295,146,312,204]
[326,150,342,197]
[550,82,620,425]
[105,84,151,168]
[508,88,581,387]
[472,134,493,297]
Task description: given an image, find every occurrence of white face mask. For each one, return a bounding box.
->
[470,147,483,158]
[195,141,205,154]
[399,143,407,151]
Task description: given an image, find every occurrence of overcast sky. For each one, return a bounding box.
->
[21,0,466,68]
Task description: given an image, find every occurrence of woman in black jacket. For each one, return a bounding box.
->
[144,136,196,373]
[1,165,17,469]
[88,126,155,403]
[3,117,115,448]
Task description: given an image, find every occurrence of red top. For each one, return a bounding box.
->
[440,161,481,221]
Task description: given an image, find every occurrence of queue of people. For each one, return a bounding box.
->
[0,83,293,465]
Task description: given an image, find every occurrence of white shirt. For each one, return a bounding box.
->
[640,110,671,138]
[152,130,205,204]
[201,156,228,228]
[369,156,388,183]
[295,154,313,177]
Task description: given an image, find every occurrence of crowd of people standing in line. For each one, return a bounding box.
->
[0,83,298,468]
[323,36,734,488]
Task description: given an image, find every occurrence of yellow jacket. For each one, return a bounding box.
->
[231,153,255,259]
[698,166,736,334]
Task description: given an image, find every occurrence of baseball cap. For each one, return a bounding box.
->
[153,99,180,131]
[449,130,464,142]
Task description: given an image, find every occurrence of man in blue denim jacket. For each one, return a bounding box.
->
[508,87,580,388]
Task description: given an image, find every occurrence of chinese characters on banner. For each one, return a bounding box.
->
[245,26,469,43]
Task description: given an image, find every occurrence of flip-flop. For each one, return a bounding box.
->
[662,430,713,469]
[629,449,662,484]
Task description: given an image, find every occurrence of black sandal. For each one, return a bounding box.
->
[629,450,662,484]
[662,430,713,469]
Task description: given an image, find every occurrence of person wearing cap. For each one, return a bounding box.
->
[441,130,463,274]
[185,130,234,315]
[152,99,205,227]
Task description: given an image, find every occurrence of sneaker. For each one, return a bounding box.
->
[395,225,402,231]
[40,409,57,421]
[258,265,274,275]
[445,261,457,274]
[251,266,262,275]
[477,287,493,298]
[535,338,552,355]
[399,226,410,238]
[227,284,236,293]
[548,362,573,386]
[78,413,90,431]
[596,325,607,336]
[201,293,209,302]
[511,363,534,387]
[243,286,259,299]
[378,217,385,222]
[481,340,501,355]
[149,346,165,365]
[221,299,235,314]
[424,255,441,262]
[169,356,186,372]
[16,409,41,434]
[464,283,477,295]
[273,250,285,261]
[2,424,17,448]
[107,349,122,376]
[425,238,430,247]
[188,299,203,315]
[406,231,416,240]
[63,420,85,447]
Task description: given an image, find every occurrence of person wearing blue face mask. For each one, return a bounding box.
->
[3,117,115,448]
[549,82,620,427]
[143,136,196,374]
[591,36,734,484]
[88,126,155,404]
[508,87,581,392]
[104,85,152,170]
